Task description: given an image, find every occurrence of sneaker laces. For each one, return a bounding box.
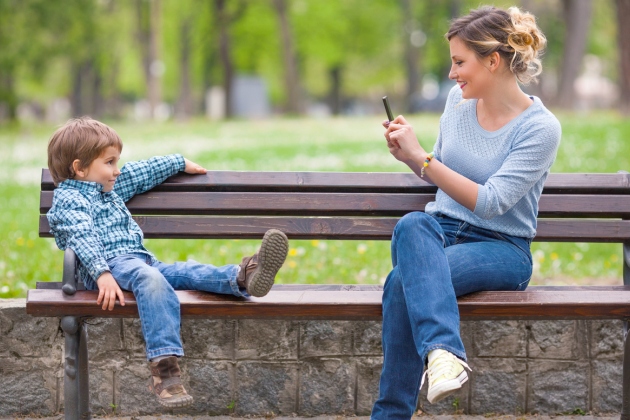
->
[419,351,471,391]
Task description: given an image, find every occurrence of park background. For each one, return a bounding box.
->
[1,0,629,298]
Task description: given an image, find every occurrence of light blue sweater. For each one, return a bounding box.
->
[424,86,561,239]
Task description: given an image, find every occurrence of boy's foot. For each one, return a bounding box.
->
[423,349,471,404]
[148,356,193,408]
[238,229,289,297]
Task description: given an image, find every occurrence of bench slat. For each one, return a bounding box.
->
[39,191,630,218]
[26,286,630,320]
[38,216,630,242]
[41,170,630,194]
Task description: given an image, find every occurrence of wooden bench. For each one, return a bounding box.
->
[27,169,630,420]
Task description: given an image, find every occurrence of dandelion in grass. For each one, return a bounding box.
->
[550,252,559,260]
[357,244,368,254]
[288,248,298,257]
[288,260,297,268]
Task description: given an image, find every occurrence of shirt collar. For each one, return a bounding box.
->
[59,179,104,193]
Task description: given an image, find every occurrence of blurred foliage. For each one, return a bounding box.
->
[0,0,620,119]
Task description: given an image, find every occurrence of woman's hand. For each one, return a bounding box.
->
[383,115,426,165]
[184,158,207,174]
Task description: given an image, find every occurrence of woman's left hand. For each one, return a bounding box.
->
[184,158,207,174]
[384,115,426,164]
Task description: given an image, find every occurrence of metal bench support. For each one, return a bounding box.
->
[61,316,90,420]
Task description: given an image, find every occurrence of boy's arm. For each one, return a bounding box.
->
[114,154,186,202]
[47,192,111,286]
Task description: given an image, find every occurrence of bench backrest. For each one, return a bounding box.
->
[40,170,630,244]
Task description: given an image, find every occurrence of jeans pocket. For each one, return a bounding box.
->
[515,278,530,291]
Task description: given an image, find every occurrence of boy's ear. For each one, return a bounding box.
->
[72,159,86,178]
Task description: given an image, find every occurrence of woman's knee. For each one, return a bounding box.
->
[395,212,434,232]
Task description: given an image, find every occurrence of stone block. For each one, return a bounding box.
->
[181,319,235,360]
[354,321,382,355]
[236,320,298,360]
[300,321,354,358]
[468,357,526,414]
[299,358,355,415]
[591,358,623,413]
[0,302,61,358]
[186,359,233,414]
[355,357,383,415]
[86,364,115,416]
[0,356,57,416]
[528,320,585,360]
[85,318,125,357]
[109,358,156,415]
[418,380,468,415]
[235,361,298,415]
[121,318,147,359]
[460,321,473,356]
[528,360,589,414]
[472,320,527,357]
[589,319,624,359]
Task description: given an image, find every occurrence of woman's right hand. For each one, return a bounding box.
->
[383,115,426,165]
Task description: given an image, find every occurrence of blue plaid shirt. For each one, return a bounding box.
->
[47,154,185,285]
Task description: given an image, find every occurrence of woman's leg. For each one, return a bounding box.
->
[372,212,464,419]
[107,254,183,360]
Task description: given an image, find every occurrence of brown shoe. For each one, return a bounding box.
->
[237,229,289,297]
[148,356,193,408]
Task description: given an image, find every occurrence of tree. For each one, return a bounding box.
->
[616,0,630,114]
[272,0,303,114]
[557,0,592,108]
[135,0,163,119]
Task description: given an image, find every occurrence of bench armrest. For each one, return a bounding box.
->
[62,249,79,296]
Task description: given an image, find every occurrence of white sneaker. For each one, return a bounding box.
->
[421,349,471,404]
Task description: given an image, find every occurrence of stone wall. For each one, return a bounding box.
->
[0,299,624,417]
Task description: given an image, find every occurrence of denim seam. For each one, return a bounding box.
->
[229,266,246,297]
[146,346,184,360]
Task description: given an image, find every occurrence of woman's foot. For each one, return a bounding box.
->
[237,229,289,297]
[424,349,471,404]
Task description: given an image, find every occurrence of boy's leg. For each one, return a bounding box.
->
[107,254,193,408]
[156,229,289,297]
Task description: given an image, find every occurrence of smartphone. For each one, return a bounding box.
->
[382,96,394,122]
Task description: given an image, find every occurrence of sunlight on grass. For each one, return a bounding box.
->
[1,111,629,297]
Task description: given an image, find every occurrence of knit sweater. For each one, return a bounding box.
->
[424,85,561,238]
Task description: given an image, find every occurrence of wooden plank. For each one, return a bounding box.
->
[38,216,630,242]
[39,191,630,218]
[25,286,630,320]
[41,169,630,194]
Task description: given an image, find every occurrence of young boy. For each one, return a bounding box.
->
[46,117,289,408]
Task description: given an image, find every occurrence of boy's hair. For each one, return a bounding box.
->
[47,117,123,185]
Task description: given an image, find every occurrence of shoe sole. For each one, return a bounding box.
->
[427,370,468,404]
[248,229,289,297]
[148,378,194,408]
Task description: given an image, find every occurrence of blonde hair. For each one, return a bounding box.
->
[446,6,546,84]
[47,117,123,185]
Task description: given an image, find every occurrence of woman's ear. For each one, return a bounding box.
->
[72,159,86,178]
[488,51,502,72]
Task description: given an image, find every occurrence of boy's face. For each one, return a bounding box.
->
[74,146,121,192]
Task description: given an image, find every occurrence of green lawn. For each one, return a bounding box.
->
[1,111,628,298]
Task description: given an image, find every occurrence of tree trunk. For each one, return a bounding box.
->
[328,66,342,115]
[401,0,420,113]
[176,17,193,120]
[616,0,630,115]
[135,0,162,119]
[557,0,592,108]
[273,0,303,114]
[0,70,18,121]
[215,0,234,118]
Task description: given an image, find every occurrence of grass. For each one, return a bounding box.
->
[1,111,629,298]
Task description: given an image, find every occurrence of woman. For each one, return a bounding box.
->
[371,6,561,418]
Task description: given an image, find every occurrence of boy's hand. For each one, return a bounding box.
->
[96,272,126,311]
[184,158,207,174]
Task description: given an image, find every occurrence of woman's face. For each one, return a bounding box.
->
[448,36,494,99]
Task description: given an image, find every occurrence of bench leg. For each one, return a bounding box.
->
[61,316,91,420]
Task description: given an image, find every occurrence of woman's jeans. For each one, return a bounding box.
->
[86,253,241,360]
[371,212,532,419]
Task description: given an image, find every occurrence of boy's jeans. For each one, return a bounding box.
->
[87,253,241,360]
[371,212,532,419]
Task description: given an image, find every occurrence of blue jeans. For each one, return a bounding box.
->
[86,253,241,360]
[371,212,532,419]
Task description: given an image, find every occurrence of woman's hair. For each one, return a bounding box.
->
[446,6,546,84]
[47,117,123,185]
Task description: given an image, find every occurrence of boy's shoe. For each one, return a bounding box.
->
[422,349,471,404]
[148,356,193,408]
[237,229,289,297]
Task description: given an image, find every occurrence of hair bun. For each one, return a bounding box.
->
[508,32,534,47]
